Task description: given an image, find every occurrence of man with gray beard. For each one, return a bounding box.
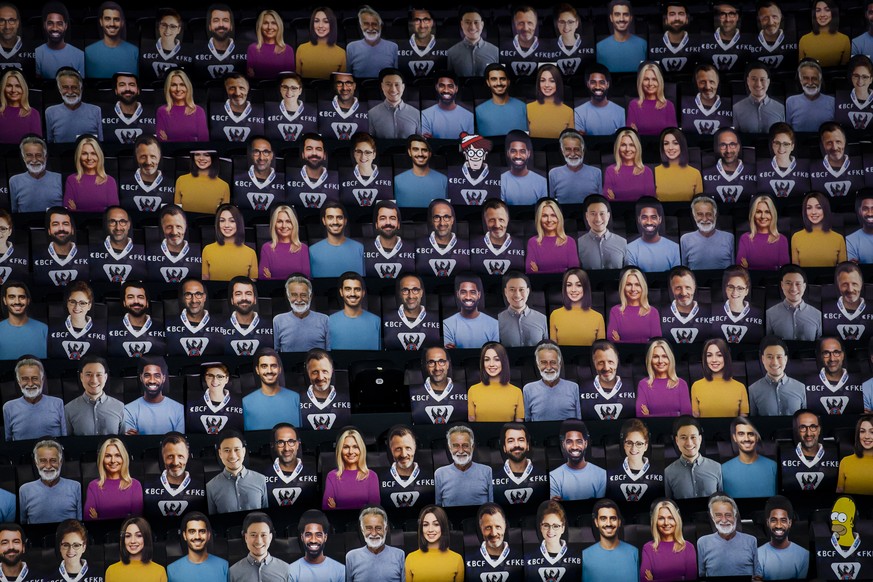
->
[344,506,404,582]
[44,67,102,142]
[19,439,81,524]
[548,130,602,204]
[273,275,329,352]
[679,196,735,270]
[9,137,62,213]
[3,357,65,441]
[522,341,581,421]
[434,425,493,507]
[696,494,759,577]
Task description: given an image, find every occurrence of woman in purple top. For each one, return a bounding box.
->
[640,499,697,582]
[63,137,119,213]
[84,438,144,521]
[246,10,295,79]
[603,128,655,202]
[526,199,579,274]
[259,204,311,279]
[156,69,208,142]
[607,267,661,344]
[636,339,692,417]
[737,195,790,270]
[627,63,676,136]
[323,427,380,511]
[0,70,42,143]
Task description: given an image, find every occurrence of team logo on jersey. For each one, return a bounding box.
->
[123,341,153,357]
[231,339,260,356]
[0,266,12,284]
[721,324,748,343]
[795,471,823,491]
[208,64,236,77]
[103,264,132,283]
[375,263,401,279]
[510,61,536,76]
[160,266,189,283]
[480,573,509,582]
[181,337,209,357]
[831,563,861,580]
[428,258,456,277]
[825,181,852,198]
[246,192,275,211]
[758,54,783,68]
[223,126,251,142]
[390,490,420,508]
[330,122,358,140]
[278,123,302,141]
[669,327,698,344]
[820,396,849,415]
[850,112,873,130]
[425,405,454,424]
[770,179,795,198]
[556,58,580,76]
[200,415,227,434]
[408,60,435,76]
[661,57,687,72]
[620,482,648,502]
[712,53,738,69]
[399,333,425,351]
[460,189,488,205]
[837,324,865,341]
[134,195,162,212]
[594,403,623,421]
[49,269,78,286]
[352,188,379,206]
[114,127,143,144]
[538,567,567,582]
[503,488,533,504]
[153,62,174,77]
[299,192,326,209]
[272,486,302,506]
[716,185,743,203]
[62,341,90,360]
[307,412,337,430]
[158,500,188,517]
[693,119,720,134]
[485,260,510,276]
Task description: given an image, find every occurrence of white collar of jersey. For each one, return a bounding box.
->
[65,315,92,338]
[155,39,181,60]
[375,236,402,259]
[428,231,457,254]
[670,300,699,324]
[756,29,784,51]
[180,309,210,333]
[723,300,751,322]
[248,166,276,189]
[331,96,359,118]
[557,34,581,56]
[770,155,796,177]
[539,540,567,564]
[716,159,743,181]
[224,99,252,123]
[0,242,12,264]
[694,93,722,116]
[59,559,86,582]
[512,35,539,58]
[622,457,650,481]
[104,236,134,260]
[409,34,436,57]
[831,532,862,558]
[483,233,511,256]
[398,306,427,328]
[823,156,850,178]
[122,313,152,337]
[115,101,143,125]
[462,162,490,185]
[851,89,873,111]
[423,377,454,401]
[593,376,622,400]
[134,169,163,192]
[207,37,235,60]
[48,241,77,265]
[273,458,303,483]
[230,311,260,335]
[390,462,420,487]
[0,562,28,582]
[279,100,304,121]
[818,368,848,392]
[306,386,336,409]
[203,389,231,413]
[795,442,825,468]
[354,164,378,186]
[480,542,510,568]
[714,28,740,50]
[0,37,21,59]
[160,239,189,262]
[837,297,866,320]
[502,458,533,484]
[299,166,328,189]
[662,31,689,53]
[160,470,191,496]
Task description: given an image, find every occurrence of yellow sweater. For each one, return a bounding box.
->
[527,102,574,139]
[202,242,258,281]
[105,561,167,582]
[405,549,465,582]
[467,381,524,422]
[550,307,606,346]
[296,42,347,79]
[837,454,873,495]
[791,229,847,267]
[173,173,230,214]
[655,164,703,202]
[799,31,850,67]
[690,378,749,418]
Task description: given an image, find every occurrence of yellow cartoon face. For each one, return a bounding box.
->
[831,496,856,540]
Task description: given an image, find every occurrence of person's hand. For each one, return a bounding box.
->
[529,261,539,272]
[125,428,138,436]
[66,199,77,211]
[611,329,621,341]
[739,257,748,268]
[327,497,336,509]
[606,189,616,200]
[644,569,653,581]
[263,267,272,279]
[89,507,98,519]
[551,495,562,501]
[158,130,168,141]
[445,343,456,349]
[640,404,650,416]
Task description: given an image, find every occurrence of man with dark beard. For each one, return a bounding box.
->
[34,2,82,78]
[549,419,606,501]
[223,276,272,356]
[364,201,415,279]
[582,499,639,580]
[465,503,524,582]
[286,133,340,211]
[19,439,81,524]
[193,4,244,80]
[421,72,473,139]
[118,135,173,212]
[101,72,155,144]
[123,356,184,435]
[288,510,345,581]
[9,137,62,213]
[779,409,839,494]
[265,423,317,509]
[499,130,547,205]
[493,422,549,506]
[142,432,207,521]
[0,524,31,581]
[308,202,364,278]
[344,506,404,582]
[232,136,285,213]
[166,278,225,357]
[34,207,88,288]
[379,425,434,510]
[243,348,301,431]
[90,206,148,284]
[648,1,698,73]
[757,495,809,580]
[167,512,228,581]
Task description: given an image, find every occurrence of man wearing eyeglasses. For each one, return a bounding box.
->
[318,72,369,140]
[382,275,442,351]
[699,1,748,73]
[207,428,268,514]
[449,133,502,207]
[265,423,318,510]
[90,206,147,284]
[124,356,184,435]
[702,128,756,205]
[143,432,207,521]
[416,199,471,278]
[409,347,467,424]
[379,424,435,510]
[397,8,448,79]
[779,409,839,494]
[232,136,285,214]
[805,337,864,417]
[267,73,316,143]
[224,277,272,357]
[243,347,301,431]
[148,205,202,282]
[0,3,35,75]
[166,278,225,357]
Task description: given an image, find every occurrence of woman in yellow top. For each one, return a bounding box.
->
[467,342,523,422]
[201,203,258,280]
[295,7,346,79]
[173,150,230,214]
[405,505,464,581]
[798,0,850,67]
[836,414,873,495]
[791,191,847,267]
[690,338,749,417]
[654,127,702,202]
[549,268,605,346]
[527,64,573,138]
[105,517,167,582]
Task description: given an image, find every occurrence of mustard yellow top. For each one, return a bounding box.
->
[201,242,258,281]
[549,307,606,346]
[105,560,167,582]
[655,164,704,202]
[690,378,749,418]
[837,454,873,495]
[527,101,574,139]
[790,229,847,267]
[173,173,230,214]
[467,381,524,422]
[405,548,465,582]
[798,31,851,67]
[296,42,347,79]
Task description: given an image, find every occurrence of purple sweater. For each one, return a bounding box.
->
[0,106,42,143]
[626,98,677,136]
[526,236,580,274]
[64,174,119,213]
[607,304,661,344]
[736,232,789,271]
[636,377,692,417]
[259,241,311,279]
[246,43,295,79]
[322,469,380,511]
[640,541,698,582]
[603,165,655,202]
[156,105,209,142]
[84,478,144,521]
